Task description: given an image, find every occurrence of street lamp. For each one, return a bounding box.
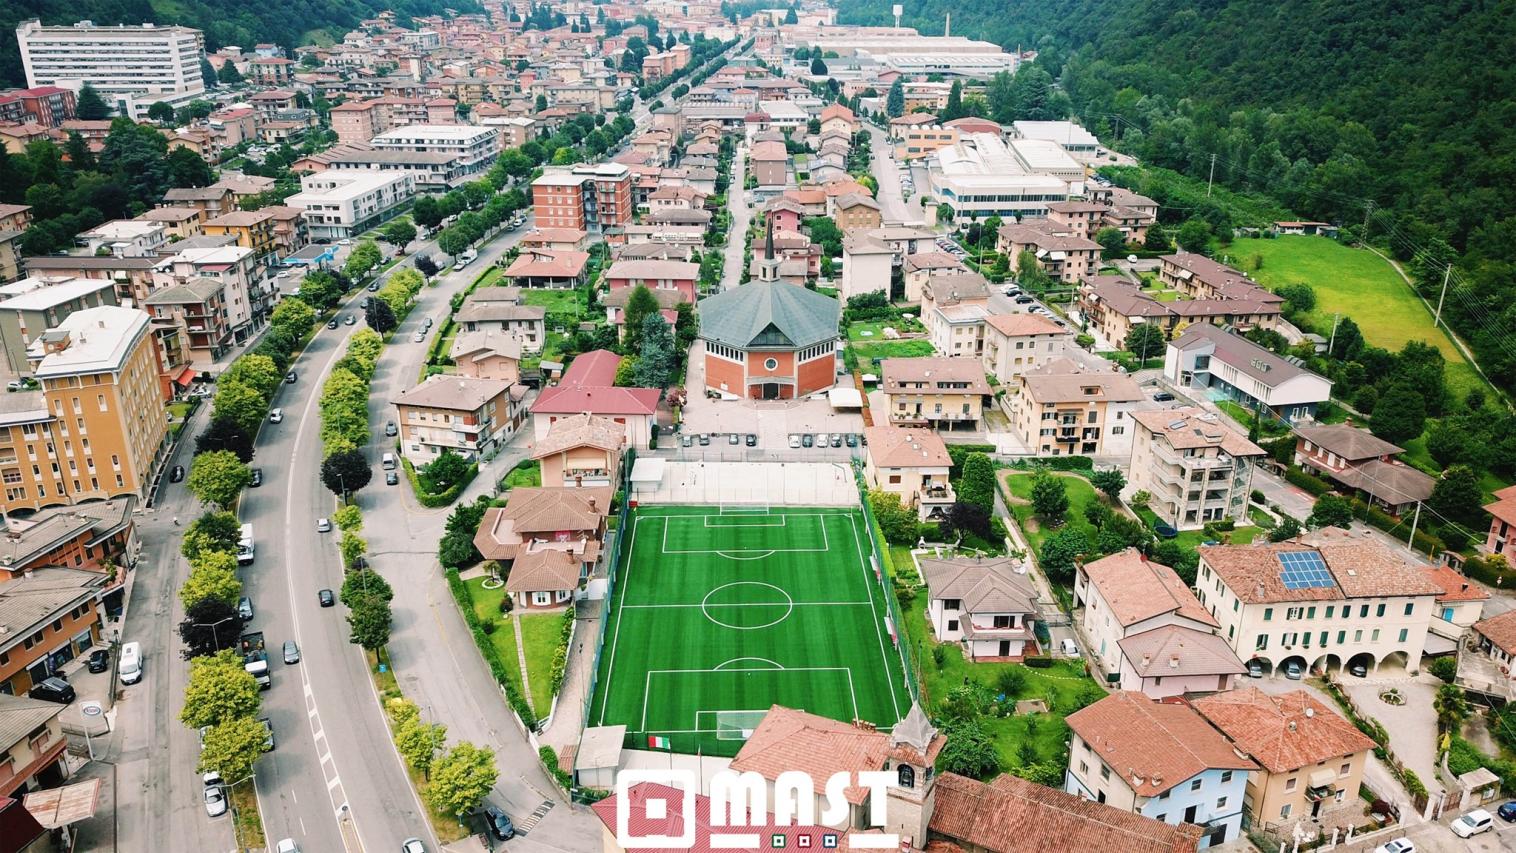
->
[193,615,237,652]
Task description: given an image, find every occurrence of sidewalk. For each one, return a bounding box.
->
[538,600,601,752]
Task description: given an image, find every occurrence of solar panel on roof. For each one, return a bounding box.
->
[1277,550,1335,590]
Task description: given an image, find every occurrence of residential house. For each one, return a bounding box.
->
[1484,485,1516,557]
[0,233,21,285]
[501,249,590,289]
[1166,324,1332,424]
[151,244,261,342]
[0,694,70,798]
[819,102,857,136]
[605,260,699,303]
[1466,610,1516,699]
[1159,254,1267,302]
[862,425,954,521]
[1006,359,1144,457]
[0,496,137,602]
[981,313,1070,384]
[391,375,527,464]
[902,251,966,303]
[996,222,1101,285]
[835,193,882,233]
[531,413,624,489]
[1065,692,1255,848]
[763,197,806,233]
[1077,277,1283,348]
[879,357,991,430]
[160,186,235,218]
[519,228,588,253]
[920,554,1039,660]
[1075,548,1242,698]
[1043,201,1110,240]
[134,206,205,241]
[749,140,789,189]
[202,210,278,270]
[921,272,993,357]
[838,234,894,301]
[1293,424,1434,515]
[0,568,106,696]
[472,486,613,608]
[454,290,546,354]
[1128,408,1264,532]
[143,279,231,358]
[531,350,659,448]
[448,328,523,383]
[0,277,119,376]
[1191,688,1375,828]
[601,287,683,341]
[1193,531,1443,677]
[76,220,167,258]
[1422,564,1487,654]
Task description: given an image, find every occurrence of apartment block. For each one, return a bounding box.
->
[879,357,991,429]
[1128,408,1264,531]
[0,568,105,700]
[530,163,634,233]
[286,170,415,242]
[16,19,206,117]
[1006,359,1144,457]
[0,277,119,376]
[392,375,526,464]
[0,306,168,513]
[369,124,500,182]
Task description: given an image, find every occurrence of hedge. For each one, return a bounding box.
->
[547,606,575,695]
[444,568,537,727]
[1464,553,1516,588]
[539,745,573,790]
[1345,494,1445,556]
[1283,466,1334,496]
[399,454,477,508]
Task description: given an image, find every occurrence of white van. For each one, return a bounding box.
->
[382,452,397,470]
[119,641,142,684]
[236,523,255,565]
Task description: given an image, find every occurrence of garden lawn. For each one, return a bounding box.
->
[517,612,563,715]
[522,288,585,324]
[847,319,924,342]
[473,266,505,287]
[1227,236,1486,399]
[463,578,527,707]
[845,339,936,371]
[502,460,542,489]
[999,471,1100,553]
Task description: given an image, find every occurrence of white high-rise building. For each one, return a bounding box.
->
[15,19,206,117]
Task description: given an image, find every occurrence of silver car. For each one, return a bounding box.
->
[283,640,300,664]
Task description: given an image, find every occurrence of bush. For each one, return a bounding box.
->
[481,619,496,635]
[1023,656,1054,668]
[1283,466,1333,496]
[1428,656,1458,683]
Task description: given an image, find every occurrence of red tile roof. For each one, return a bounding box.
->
[1190,688,1376,774]
[731,706,890,805]
[1066,692,1256,797]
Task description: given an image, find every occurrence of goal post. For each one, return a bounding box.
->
[718,500,770,514]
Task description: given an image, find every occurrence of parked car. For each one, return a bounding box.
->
[1283,660,1304,680]
[789,434,801,449]
[29,677,75,704]
[483,805,516,840]
[402,839,427,853]
[815,433,828,446]
[283,640,300,664]
[338,238,353,246]
[344,314,356,326]
[745,434,757,447]
[285,370,298,384]
[269,409,283,424]
[830,434,842,448]
[170,464,185,482]
[260,717,275,751]
[318,589,335,607]
[275,841,300,853]
[1247,659,1265,678]
[316,518,332,532]
[1014,295,1034,304]
[727,432,739,445]
[1497,800,1516,821]
[413,330,425,343]
[203,772,228,817]
[250,468,263,487]
[1060,638,1080,658]
[367,281,380,292]
[800,434,813,448]
[384,421,398,436]
[386,471,399,486]
[1372,839,1414,853]
[698,434,710,446]
[87,649,110,673]
[1153,391,1176,402]
[327,319,339,329]
[1348,661,1368,677]
[1451,809,1494,838]
[845,433,858,448]
[238,596,254,620]
[681,434,693,447]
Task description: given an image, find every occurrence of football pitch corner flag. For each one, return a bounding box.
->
[648,735,671,749]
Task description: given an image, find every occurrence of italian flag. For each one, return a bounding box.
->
[648,735,671,749]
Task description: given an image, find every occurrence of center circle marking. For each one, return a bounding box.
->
[701,581,794,630]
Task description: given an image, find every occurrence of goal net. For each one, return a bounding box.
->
[713,710,770,741]
[718,500,770,514]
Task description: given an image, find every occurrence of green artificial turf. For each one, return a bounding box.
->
[588,506,912,756]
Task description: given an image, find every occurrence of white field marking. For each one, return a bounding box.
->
[619,600,870,609]
[641,665,857,732]
[595,510,643,725]
[704,514,787,528]
[700,581,792,630]
[661,513,830,555]
[640,670,653,732]
[714,550,775,560]
[847,513,902,722]
[712,657,784,670]
[693,708,774,730]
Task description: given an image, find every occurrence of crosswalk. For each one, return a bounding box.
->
[516,800,555,834]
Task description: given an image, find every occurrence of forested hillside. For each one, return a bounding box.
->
[1,0,481,87]
[839,0,1516,388]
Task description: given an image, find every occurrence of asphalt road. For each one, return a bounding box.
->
[722,146,749,291]
[866,124,918,224]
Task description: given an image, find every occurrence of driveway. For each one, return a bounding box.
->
[1338,672,1444,796]
[679,342,864,454]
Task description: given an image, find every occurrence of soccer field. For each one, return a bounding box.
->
[587,505,913,757]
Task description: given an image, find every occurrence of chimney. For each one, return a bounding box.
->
[1287,721,1296,733]
[588,496,597,512]
[1305,707,1314,718]
[1169,655,1180,669]
[1141,654,1151,668]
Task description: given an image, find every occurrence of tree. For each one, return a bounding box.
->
[414,254,439,277]
[1370,383,1426,445]
[1429,464,1485,528]
[869,489,919,545]
[76,84,110,120]
[1434,683,1470,733]
[167,147,214,188]
[1124,324,1165,362]
[365,297,397,334]
[198,716,269,782]
[885,79,905,118]
[346,593,392,650]
[342,568,394,604]
[1038,528,1090,584]
[180,557,242,610]
[345,241,382,278]
[1094,226,1126,256]
[1029,472,1069,526]
[1090,468,1126,501]
[621,285,660,353]
[63,132,96,173]
[420,450,471,494]
[425,742,500,817]
[217,62,244,86]
[1175,219,1211,253]
[180,650,260,729]
[941,502,995,542]
[810,56,828,76]
[321,448,372,497]
[196,416,255,463]
[148,101,176,124]
[270,297,315,336]
[437,227,471,258]
[222,353,282,401]
[1268,515,1302,542]
[213,380,268,436]
[182,511,241,560]
[179,598,245,658]
[395,716,448,778]
[1275,282,1316,315]
[957,453,996,512]
[784,6,799,24]
[381,220,417,251]
[187,450,253,509]
[201,57,219,89]
[440,496,492,569]
[633,314,677,390]
[942,81,964,121]
[936,719,1000,780]
[412,196,443,230]
[1307,494,1354,529]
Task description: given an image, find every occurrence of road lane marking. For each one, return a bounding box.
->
[328,776,342,791]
